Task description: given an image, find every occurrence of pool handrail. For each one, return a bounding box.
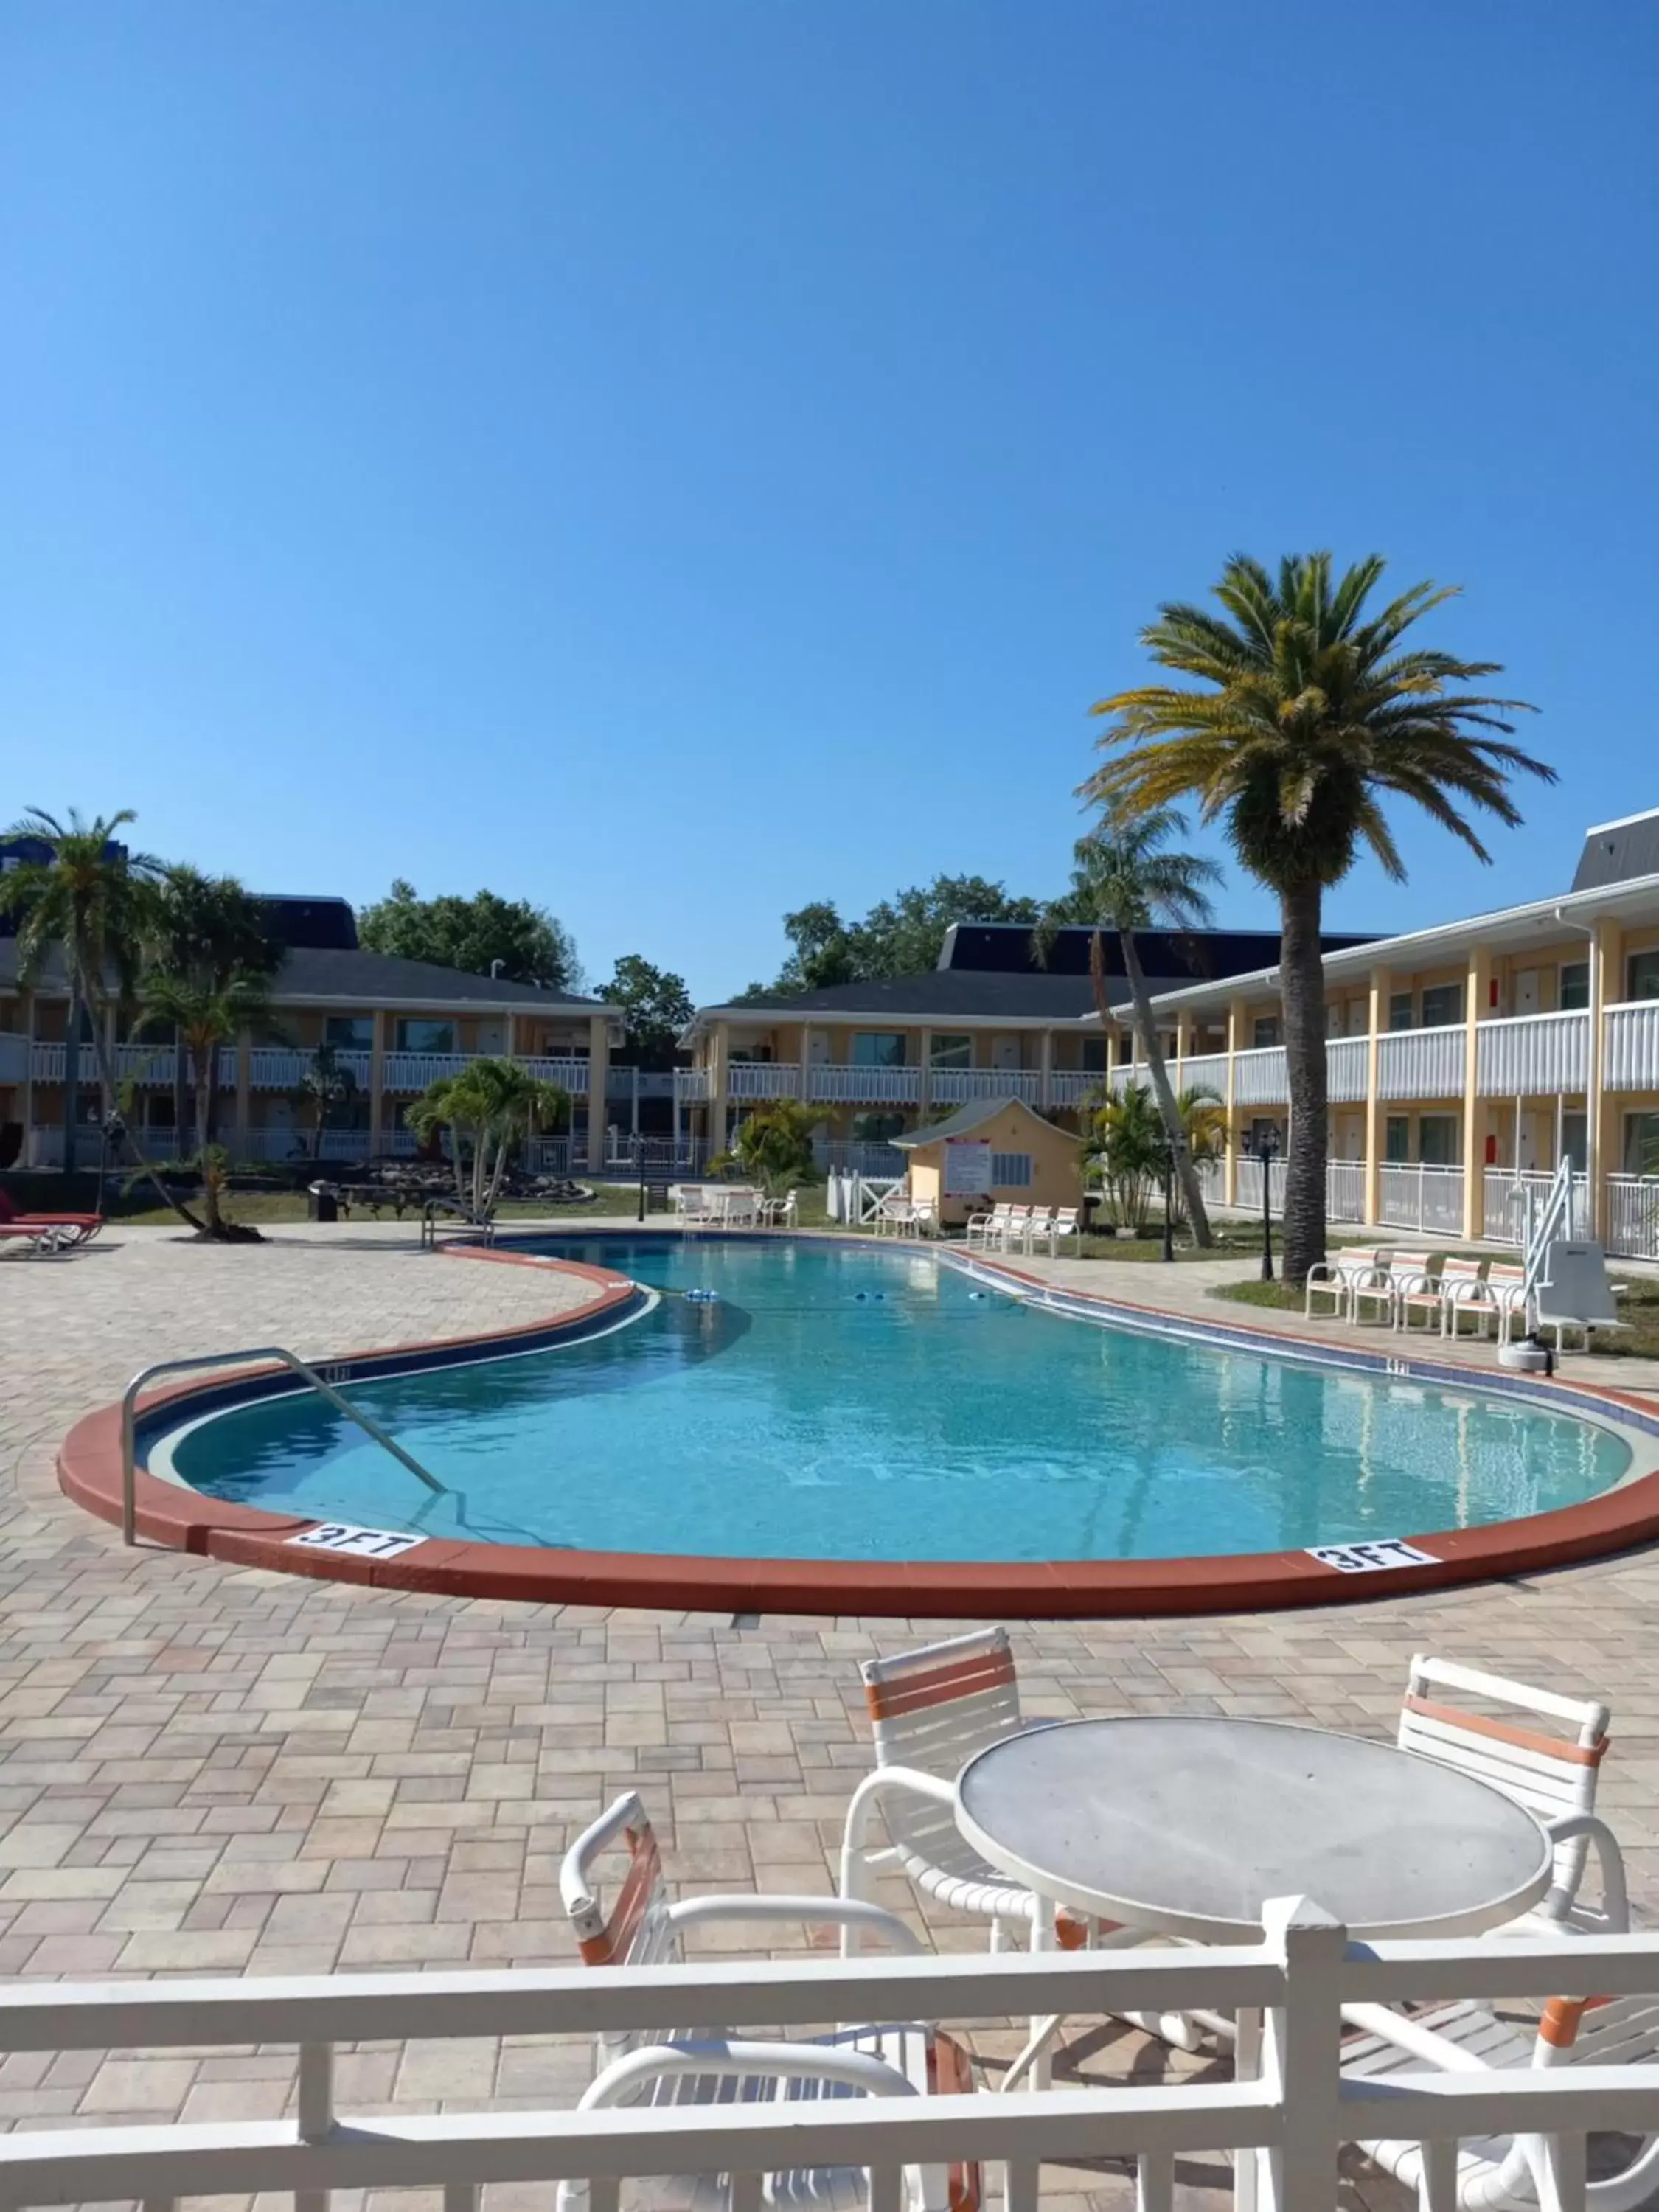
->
[119,1346,448,1545]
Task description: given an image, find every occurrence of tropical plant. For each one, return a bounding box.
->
[143,865,282,1151]
[292,1043,361,1161]
[1169,1085,1225,1228]
[715,1099,825,1194]
[1039,805,1223,1245]
[1087,1082,1167,1234]
[1083,552,1553,1281]
[0,807,193,1220]
[405,1058,571,1220]
[136,973,279,1234]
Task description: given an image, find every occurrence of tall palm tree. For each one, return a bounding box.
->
[406,1058,571,1220]
[293,1043,361,1162]
[144,866,282,1147]
[1040,806,1223,1245]
[1082,552,1553,1282]
[0,807,195,1221]
[136,973,278,1234]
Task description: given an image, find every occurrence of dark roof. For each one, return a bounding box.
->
[257,896,359,951]
[938,921,1378,979]
[1572,810,1659,893]
[0,938,599,1011]
[894,1095,1080,1146]
[721,973,1100,1020]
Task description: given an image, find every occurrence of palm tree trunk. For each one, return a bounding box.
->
[63,989,83,1174]
[81,968,205,1231]
[195,1049,221,1234]
[1279,879,1329,1284]
[1104,931,1215,1247]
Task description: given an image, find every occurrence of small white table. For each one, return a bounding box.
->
[954,1715,1554,2193]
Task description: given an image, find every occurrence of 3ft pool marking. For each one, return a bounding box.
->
[288,1523,426,1559]
[1307,1539,1441,1574]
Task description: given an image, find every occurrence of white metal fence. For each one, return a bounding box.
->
[1326,1158,1366,1222]
[1607,1174,1659,1261]
[1481,1169,1593,1248]
[1378,1161,1466,1235]
[6,1915,1659,2212]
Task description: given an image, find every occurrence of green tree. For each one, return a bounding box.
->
[1039,805,1223,1246]
[136,973,279,1234]
[602,956,694,1066]
[1088,1083,1166,1235]
[406,1057,571,1220]
[359,880,581,991]
[737,875,1040,998]
[291,1043,361,1161]
[1084,552,1552,1282]
[144,866,282,1147]
[0,807,193,1222]
[716,1099,825,1194]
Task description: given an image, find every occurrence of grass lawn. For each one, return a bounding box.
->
[1213,1270,1659,1360]
[114,1182,649,1228]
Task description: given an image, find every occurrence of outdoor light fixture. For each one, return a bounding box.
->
[1254,1125,1281,1281]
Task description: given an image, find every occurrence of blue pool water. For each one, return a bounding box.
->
[157,1237,1634,1562]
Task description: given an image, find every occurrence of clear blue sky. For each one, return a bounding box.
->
[4,4,1656,1003]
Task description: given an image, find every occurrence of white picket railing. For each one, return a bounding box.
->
[1327,1158,1366,1222]
[675,1067,711,1102]
[1604,1000,1659,1092]
[1378,1161,1466,1234]
[931,1067,1042,1105]
[1234,1154,1288,1211]
[1325,1035,1369,1102]
[727,1062,801,1100]
[807,1065,922,1105]
[1046,1069,1103,1107]
[1175,1051,1230,1097]
[7,1916,1659,2212]
[1232,1045,1289,1105]
[1477,1010,1589,1098]
[1377,1023,1465,1101]
[30,1040,179,1085]
[1481,1169,1593,1248]
[1607,1174,1659,1260]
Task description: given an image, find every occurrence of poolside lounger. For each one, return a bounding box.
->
[0,1221,75,1257]
[560,1790,978,2212]
[1399,1654,1624,1938]
[1049,1206,1080,1246]
[964,1204,1010,1251]
[995,1206,1032,1254]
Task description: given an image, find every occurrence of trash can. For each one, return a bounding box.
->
[307,1182,338,1223]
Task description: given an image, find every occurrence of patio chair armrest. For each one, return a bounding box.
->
[839,1765,959,1944]
[1340,2002,1497,2073]
[1393,1269,1440,1297]
[1541,1812,1630,1932]
[578,2037,923,2111]
[668,1893,925,1952]
[1444,1278,1496,1305]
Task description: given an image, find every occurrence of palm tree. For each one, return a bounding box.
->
[0,807,193,1220]
[1088,1083,1166,1234]
[406,1058,571,1220]
[136,973,278,1234]
[143,866,282,1150]
[723,1099,825,1194]
[1083,552,1553,1282]
[1039,806,1223,1245]
[293,1043,361,1161]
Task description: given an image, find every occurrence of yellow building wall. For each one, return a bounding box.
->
[903,1102,1082,1226]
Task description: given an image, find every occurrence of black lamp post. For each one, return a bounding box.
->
[1255,1125,1281,1281]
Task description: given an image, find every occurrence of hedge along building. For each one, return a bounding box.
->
[894,1096,1084,1230]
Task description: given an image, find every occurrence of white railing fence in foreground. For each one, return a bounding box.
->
[4,1911,1659,2212]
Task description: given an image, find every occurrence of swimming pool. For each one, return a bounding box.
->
[149,1236,1635,1565]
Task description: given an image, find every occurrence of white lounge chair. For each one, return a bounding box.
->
[1015,1208,1053,1255]
[1343,1992,1659,2212]
[1436,1255,1492,1335]
[996,1206,1032,1253]
[965,1204,1011,1251]
[1398,1654,1626,1937]
[560,1790,980,2212]
[757,1188,799,1228]
[1049,1206,1080,1246]
[1386,1250,1441,1331]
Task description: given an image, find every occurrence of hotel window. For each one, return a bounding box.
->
[1418,1115,1461,1166]
[850,1032,907,1067]
[1385,1116,1411,1163]
[1252,1015,1281,1048]
[928,1034,972,1068]
[325,1015,375,1048]
[991,1152,1034,1188]
[1559,961,1590,1012]
[395,1018,456,1053]
[1624,1113,1659,1174]
[1627,950,1659,1002]
[1388,992,1415,1031]
[1420,982,1464,1029]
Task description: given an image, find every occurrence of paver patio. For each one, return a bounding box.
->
[4,1220,1659,2207]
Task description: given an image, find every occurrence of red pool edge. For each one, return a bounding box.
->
[56,1245,1659,1619]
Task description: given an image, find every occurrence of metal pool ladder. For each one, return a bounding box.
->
[119,1346,447,1547]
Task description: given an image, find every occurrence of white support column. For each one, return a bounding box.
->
[586,1012,611,1175]
[917,1027,932,1116]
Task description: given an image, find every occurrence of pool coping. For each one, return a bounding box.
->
[56,1233,1659,1618]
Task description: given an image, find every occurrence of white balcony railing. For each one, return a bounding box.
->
[1326,1034,1368,1102]
[1477,1009,1589,1098]
[1607,1172,1659,1260]
[1232,1043,1288,1105]
[1047,1068,1104,1107]
[675,1067,711,1103]
[1175,1051,1229,1096]
[29,1040,180,1085]
[1604,1000,1659,1092]
[1378,1160,1465,1234]
[1327,1158,1366,1222]
[21,1900,1659,2212]
[1377,1023,1464,1101]
[806,1064,922,1104]
[930,1066,1042,1105]
[728,1062,801,1101]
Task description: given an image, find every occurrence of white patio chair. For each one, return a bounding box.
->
[1387,1250,1442,1331]
[1015,1208,1053,1255]
[1304,1246,1388,1321]
[837,1628,1204,2054]
[995,1206,1032,1254]
[560,1790,981,2212]
[1049,1206,1080,1246]
[757,1188,799,1228]
[1437,1255,1493,1335]
[1398,1654,1625,1937]
[1342,1992,1659,2212]
[1468,1259,1534,1345]
[1350,1251,1406,1326]
[965,1204,1010,1251]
